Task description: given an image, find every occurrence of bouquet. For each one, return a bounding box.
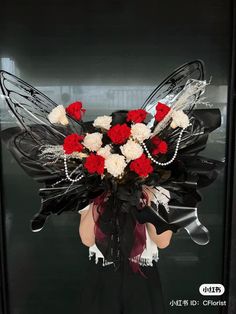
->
[0,60,223,273]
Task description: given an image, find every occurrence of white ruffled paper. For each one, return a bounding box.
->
[78,204,159,267]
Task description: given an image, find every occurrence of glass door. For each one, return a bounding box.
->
[0,0,232,313]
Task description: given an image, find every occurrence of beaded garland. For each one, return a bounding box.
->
[141,126,188,167]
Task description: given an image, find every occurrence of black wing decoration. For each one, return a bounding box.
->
[0,70,83,140]
[142,59,205,112]
[0,62,223,250]
[0,70,103,232]
[137,60,223,245]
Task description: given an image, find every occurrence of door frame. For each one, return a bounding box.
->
[0,2,235,313]
[222,0,236,313]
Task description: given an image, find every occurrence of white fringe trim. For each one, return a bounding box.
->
[89,250,114,266]
[128,253,159,266]
[88,250,159,267]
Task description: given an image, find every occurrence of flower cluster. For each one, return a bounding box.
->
[151,136,168,155]
[47,99,190,179]
[63,134,84,154]
[130,154,153,177]
[107,124,131,144]
[126,109,147,123]
[66,101,86,120]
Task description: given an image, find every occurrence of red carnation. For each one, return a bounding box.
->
[151,136,168,155]
[154,102,170,122]
[84,153,105,175]
[107,123,131,144]
[66,101,86,120]
[129,154,153,177]
[63,133,84,154]
[126,109,148,123]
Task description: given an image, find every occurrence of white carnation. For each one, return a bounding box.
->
[83,132,103,152]
[97,145,112,159]
[170,110,189,129]
[93,115,112,130]
[131,123,151,143]
[105,154,127,177]
[48,105,69,125]
[120,139,143,161]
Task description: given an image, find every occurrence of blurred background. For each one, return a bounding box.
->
[0,0,231,313]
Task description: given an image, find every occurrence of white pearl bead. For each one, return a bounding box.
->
[141,126,186,166]
[63,154,84,183]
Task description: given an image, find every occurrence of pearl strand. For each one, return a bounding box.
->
[142,127,186,166]
[63,154,84,183]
